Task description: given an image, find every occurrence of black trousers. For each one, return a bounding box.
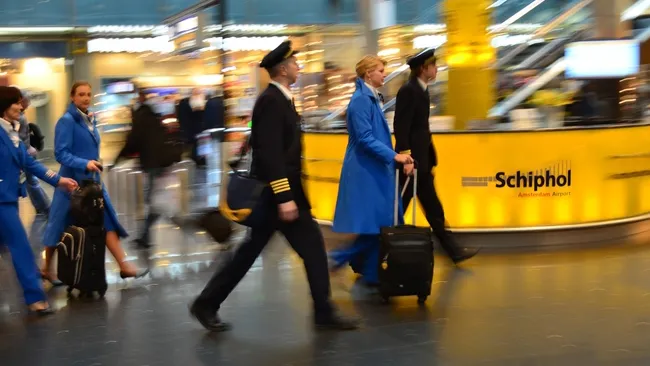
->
[400,169,460,258]
[196,209,334,317]
[140,168,165,243]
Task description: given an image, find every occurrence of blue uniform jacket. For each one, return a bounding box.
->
[0,127,60,203]
[333,78,403,234]
[43,103,127,247]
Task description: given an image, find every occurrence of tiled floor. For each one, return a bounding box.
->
[3,169,650,365]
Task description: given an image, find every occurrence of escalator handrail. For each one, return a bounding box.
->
[513,37,567,70]
[489,57,567,118]
[491,21,650,118]
[514,27,589,70]
[320,64,409,122]
[494,0,593,69]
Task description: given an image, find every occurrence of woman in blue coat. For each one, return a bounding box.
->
[42,82,148,282]
[0,86,78,314]
[330,56,414,285]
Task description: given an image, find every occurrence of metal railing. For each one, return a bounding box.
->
[495,0,593,69]
[490,17,650,119]
[319,64,409,123]
[513,27,589,70]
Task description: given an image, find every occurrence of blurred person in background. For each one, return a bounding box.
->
[114,87,181,249]
[203,89,225,130]
[41,81,149,283]
[177,88,207,167]
[394,49,478,265]
[329,55,414,286]
[0,85,78,314]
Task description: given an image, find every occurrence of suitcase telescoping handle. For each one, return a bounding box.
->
[393,165,418,226]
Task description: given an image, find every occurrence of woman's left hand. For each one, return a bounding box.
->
[403,163,415,176]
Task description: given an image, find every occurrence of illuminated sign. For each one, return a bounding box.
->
[461,161,573,197]
[87,36,174,53]
[495,170,572,191]
[205,36,287,51]
[177,17,198,34]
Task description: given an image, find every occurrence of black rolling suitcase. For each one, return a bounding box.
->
[56,174,108,298]
[57,225,108,298]
[379,168,435,304]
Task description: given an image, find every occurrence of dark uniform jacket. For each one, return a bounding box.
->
[177,98,205,143]
[115,103,168,170]
[250,83,310,210]
[203,97,225,130]
[393,78,438,170]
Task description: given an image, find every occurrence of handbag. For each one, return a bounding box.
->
[69,172,105,227]
[219,135,272,228]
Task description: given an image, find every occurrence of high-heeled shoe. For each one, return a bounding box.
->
[41,273,64,287]
[119,268,150,279]
[27,305,55,317]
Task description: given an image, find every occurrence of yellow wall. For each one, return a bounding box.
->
[303,124,650,230]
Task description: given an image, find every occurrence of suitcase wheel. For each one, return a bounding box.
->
[98,289,107,298]
[66,287,73,296]
[417,295,427,305]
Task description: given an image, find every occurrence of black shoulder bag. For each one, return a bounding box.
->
[219,134,272,228]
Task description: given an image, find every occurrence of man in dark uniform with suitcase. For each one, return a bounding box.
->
[190,40,359,332]
[394,48,479,264]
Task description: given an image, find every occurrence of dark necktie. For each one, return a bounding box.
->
[378,93,385,104]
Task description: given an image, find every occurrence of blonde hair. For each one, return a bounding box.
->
[355,55,387,79]
[70,81,91,96]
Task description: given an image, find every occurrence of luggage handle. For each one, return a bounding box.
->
[393,165,418,227]
[83,160,103,186]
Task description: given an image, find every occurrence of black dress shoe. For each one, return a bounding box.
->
[315,313,361,331]
[452,247,480,265]
[189,300,231,332]
[132,238,152,249]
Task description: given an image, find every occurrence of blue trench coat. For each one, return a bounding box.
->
[333,78,403,234]
[43,103,127,247]
[330,79,404,284]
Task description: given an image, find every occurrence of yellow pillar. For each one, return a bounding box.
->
[443,0,496,130]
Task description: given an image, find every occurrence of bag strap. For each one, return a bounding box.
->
[229,133,252,174]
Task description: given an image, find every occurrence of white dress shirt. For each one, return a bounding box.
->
[364,82,384,108]
[0,117,20,148]
[269,81,293,101]
[417,78,428,91]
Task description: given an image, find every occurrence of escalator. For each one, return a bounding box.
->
[495,0,592,70]
[491,0,650,119]
[314,0,593,129]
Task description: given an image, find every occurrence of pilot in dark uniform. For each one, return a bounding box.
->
[394,48,479,264]
[190,41,359,332]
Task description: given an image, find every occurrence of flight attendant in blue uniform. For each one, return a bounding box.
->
[0,86,78,314]
[330,55,414,285]
[41,82,148,283]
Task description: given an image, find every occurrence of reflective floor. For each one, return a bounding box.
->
[3,176,650,365]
